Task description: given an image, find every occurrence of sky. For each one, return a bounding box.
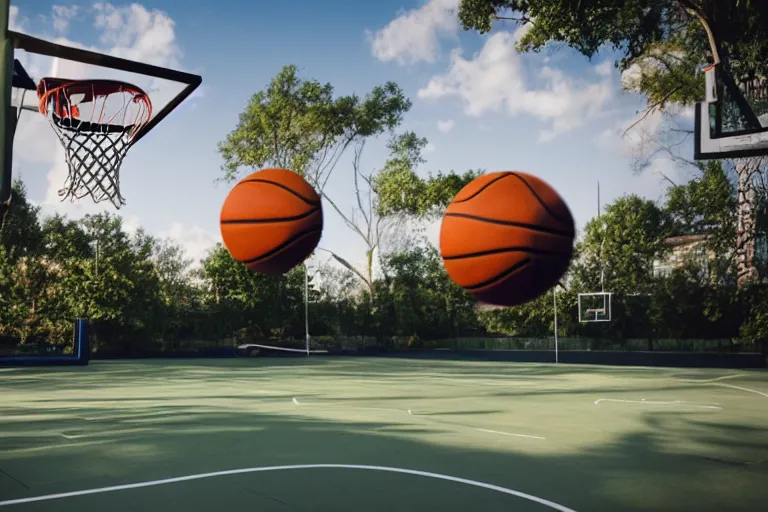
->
[8,0,697,276]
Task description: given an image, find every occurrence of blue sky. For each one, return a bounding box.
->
[9,0,696,274]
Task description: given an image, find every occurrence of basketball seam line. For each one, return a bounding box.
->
[443,213,575,238]
[442,246,572,261]
[463,258,532,291]
[243,225,323,265]
[221,208,319,224]
[239,178,321,206]
[451,173,511,203]
[508,172,572,227]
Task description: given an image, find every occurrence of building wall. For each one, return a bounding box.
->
[652,236,712,278]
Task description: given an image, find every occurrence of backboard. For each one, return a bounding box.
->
[694,63,768,160]
[0,1,201,222]
[577,292,612,323]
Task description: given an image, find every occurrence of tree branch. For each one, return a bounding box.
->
[316,247,372,291]
[352,141,370,230]
[321,190,369,244]
[622,86,683,138]
[493,15,531,23]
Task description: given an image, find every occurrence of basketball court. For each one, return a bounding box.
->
[1,358,767,512]
[1,3,768,512]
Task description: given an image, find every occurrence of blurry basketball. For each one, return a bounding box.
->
[439,171,574,307]
[220,168,323,275]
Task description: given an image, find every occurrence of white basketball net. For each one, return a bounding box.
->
[38,79,152,209]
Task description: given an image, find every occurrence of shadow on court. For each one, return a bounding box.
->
[0,359,767,511]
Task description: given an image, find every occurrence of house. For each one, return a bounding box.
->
[653,233,768,280]
[652,235,712,278]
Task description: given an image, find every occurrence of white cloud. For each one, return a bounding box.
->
[159,222,219,265]
[621,49,686,93]
[436,119,455,133]
[367,0,460,65]
[418,29,614,142]
[596,103,694,155]
[424,142,436,153]
[52,5,79,34]
[9,6,25,31]
[595,60,613,77]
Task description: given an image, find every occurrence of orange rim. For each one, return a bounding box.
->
[37,78,152,135]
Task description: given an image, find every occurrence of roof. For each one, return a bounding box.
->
[663,234,708,246]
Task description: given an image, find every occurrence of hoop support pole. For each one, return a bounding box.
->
[0,0,15,223]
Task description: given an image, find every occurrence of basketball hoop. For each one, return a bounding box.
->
[37,78,152,208]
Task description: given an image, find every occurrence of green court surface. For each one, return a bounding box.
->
[1,359,767,511]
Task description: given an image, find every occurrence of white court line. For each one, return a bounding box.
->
[594,399,722,410]
[292,399,543,440]
[435,377,526,387]
[680,374,745,383]
[59,433,84,440]
[476,428,546,440]
[715,383,768,399]
[58,428,155,440]
[0,464,578,511]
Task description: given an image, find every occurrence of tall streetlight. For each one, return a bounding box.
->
[553,286,559,364]
[553,281,565,364]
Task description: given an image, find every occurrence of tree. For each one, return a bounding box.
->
[218,65,412,188]
[200,244,306,342]
[375,244,479,342]
[374,167,482,218]
[218,65,414,304]
[458,1,767,76]
[0,181,42,261]
[665,160,737,283]
[319,131,436,295]
[150,238,200,350]
[458,0,768,287]
[573,195,670,295]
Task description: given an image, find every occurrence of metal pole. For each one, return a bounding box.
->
[598,181,605,293]
[304,263,310,356]
[553,288,558,364]
[0,1,16,228]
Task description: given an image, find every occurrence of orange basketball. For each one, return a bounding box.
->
[439,171,575,307]
[220,168,323,275]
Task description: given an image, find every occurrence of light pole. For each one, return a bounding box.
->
[553,286,558,364]
[92,239,100,278]
[304,263,309,356]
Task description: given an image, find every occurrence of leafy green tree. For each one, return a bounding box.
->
[665,160,738,284]
[666,162,736,246]
[375,244,479,342]
[738,284,768,359]
[374,167,482,218]
[218,65,411,188]
[458,1,767,78]
[0,181,42,261]
[200,245,307,342]
[573,195,670,295]
[149,238,202,349]
[0,252,56,343]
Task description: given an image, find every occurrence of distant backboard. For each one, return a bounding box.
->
[0,1,201,220]
[578,292,612,323]
[694,64,768,160]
